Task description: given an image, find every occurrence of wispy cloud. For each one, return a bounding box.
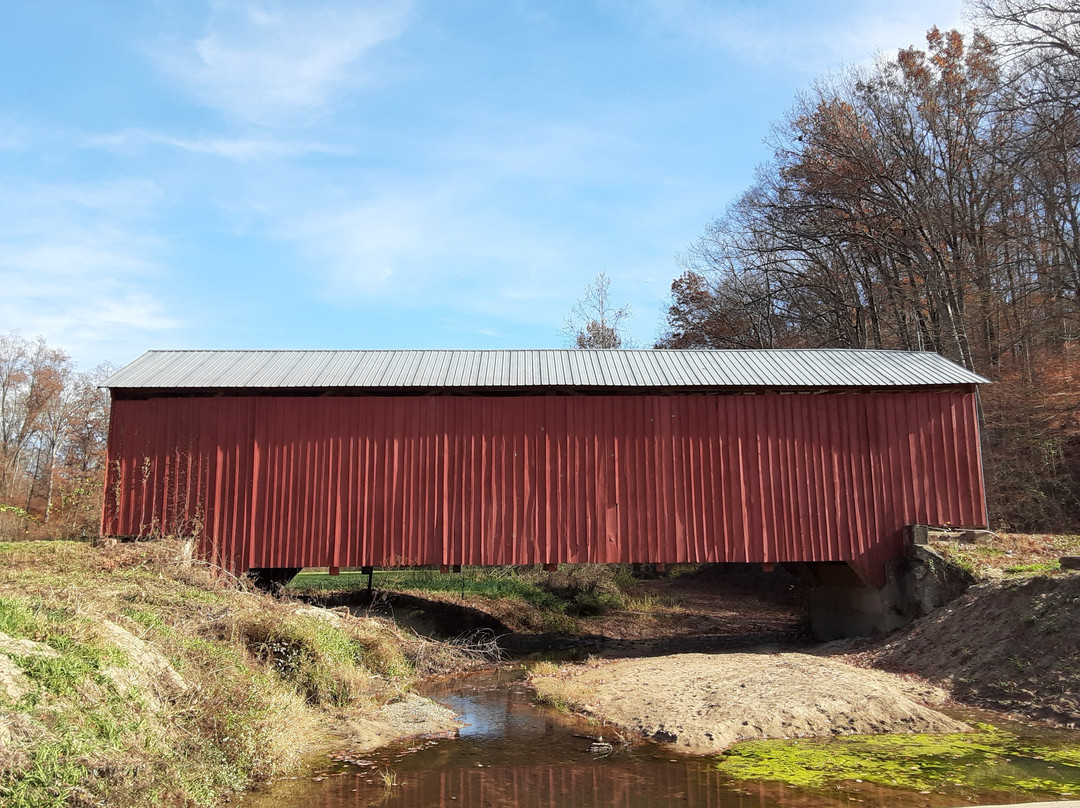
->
[152,0,413,124]
[443,118,632,180]
[0,117,28,151]
[0,180,180,366]
[284,178,573,317]
[289,194,428,290]
[276,110,663,338]
[86,128,352,161]
[440,318,505,340]
[622,0,967,73]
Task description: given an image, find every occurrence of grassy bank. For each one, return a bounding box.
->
[931,532,1080,579]
[0,540,472,808]
[289,564,643,632]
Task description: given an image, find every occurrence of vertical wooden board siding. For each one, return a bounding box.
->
[103,391,988,586]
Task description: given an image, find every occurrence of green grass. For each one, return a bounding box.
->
[4,739,87,808]
[291,567,567,609]
[0,595,46,638]
[242,610,413,706]
[291,563,640,621]
[715,723,1080,797]
[0,596,151,808]
[1004,561,1061,575]
[0,539,467,808]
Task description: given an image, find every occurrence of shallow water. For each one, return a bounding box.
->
[239,668,1078,808]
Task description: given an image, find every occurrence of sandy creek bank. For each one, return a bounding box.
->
[529,650,965,754]
[334,564,1080,758]
[330,693,462,753]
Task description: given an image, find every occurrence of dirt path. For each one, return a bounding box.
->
[530,651,966,754]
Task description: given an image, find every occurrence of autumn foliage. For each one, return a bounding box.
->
[660,6,1080,531]
[0,331,111,540]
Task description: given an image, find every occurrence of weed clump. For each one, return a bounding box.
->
[239,608,412,707]
[531,565,631,617]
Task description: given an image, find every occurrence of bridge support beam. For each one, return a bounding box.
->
[789,546,973,640]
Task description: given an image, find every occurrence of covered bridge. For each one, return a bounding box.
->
[101,349,988,592]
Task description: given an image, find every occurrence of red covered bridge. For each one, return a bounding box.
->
[101,349,988,590]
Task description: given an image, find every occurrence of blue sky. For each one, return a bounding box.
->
[1,0,966,370]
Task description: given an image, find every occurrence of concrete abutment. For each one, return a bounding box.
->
[789,546,974,640]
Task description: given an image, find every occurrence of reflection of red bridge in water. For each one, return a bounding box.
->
[277,762,806,807]
[267,759,933,807]
[102,350,988,604]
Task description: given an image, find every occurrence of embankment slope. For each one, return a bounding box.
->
[0,541,472,807]
[848,573,1080,726]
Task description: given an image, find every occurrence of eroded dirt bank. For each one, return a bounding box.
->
[846,573,1080,726]
[530,651,965,754]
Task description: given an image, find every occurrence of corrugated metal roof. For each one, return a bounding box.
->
[102,349,989,390]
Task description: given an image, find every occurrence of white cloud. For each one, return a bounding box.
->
[444,118,631,180]
[440,318,505,340]
[276,113,659,331]
[0,117,28,151]
[283,178,574,321]
[153,0,413,124]
[9,179,163,224]
[86,128,352,161]
[623,0,967,73]
[0,180,180,367]
[289,192,439,290]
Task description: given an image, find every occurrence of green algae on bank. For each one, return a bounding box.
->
[714,723,1080,798]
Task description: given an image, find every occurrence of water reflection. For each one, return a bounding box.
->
[275,763,858,808]
[249,760,1005,808]
[241,670,1049,808]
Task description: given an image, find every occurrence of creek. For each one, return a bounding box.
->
[237,666,1079,808]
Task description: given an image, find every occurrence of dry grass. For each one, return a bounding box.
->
[931,532,1079,579]
[528,660,561,676]
[0,539,473,807]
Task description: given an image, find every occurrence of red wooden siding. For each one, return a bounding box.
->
[102,391,987,586]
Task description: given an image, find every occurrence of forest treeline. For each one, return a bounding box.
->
[0,332,111,540]
[659,1,1080,531]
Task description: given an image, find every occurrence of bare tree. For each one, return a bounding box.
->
[0,334,70,500]
[972,0,1080,103]
[661,26,1080,531]
[562,272,634,349]
[0,332,112,537]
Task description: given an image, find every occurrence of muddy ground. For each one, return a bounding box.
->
[570,563,809,656]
